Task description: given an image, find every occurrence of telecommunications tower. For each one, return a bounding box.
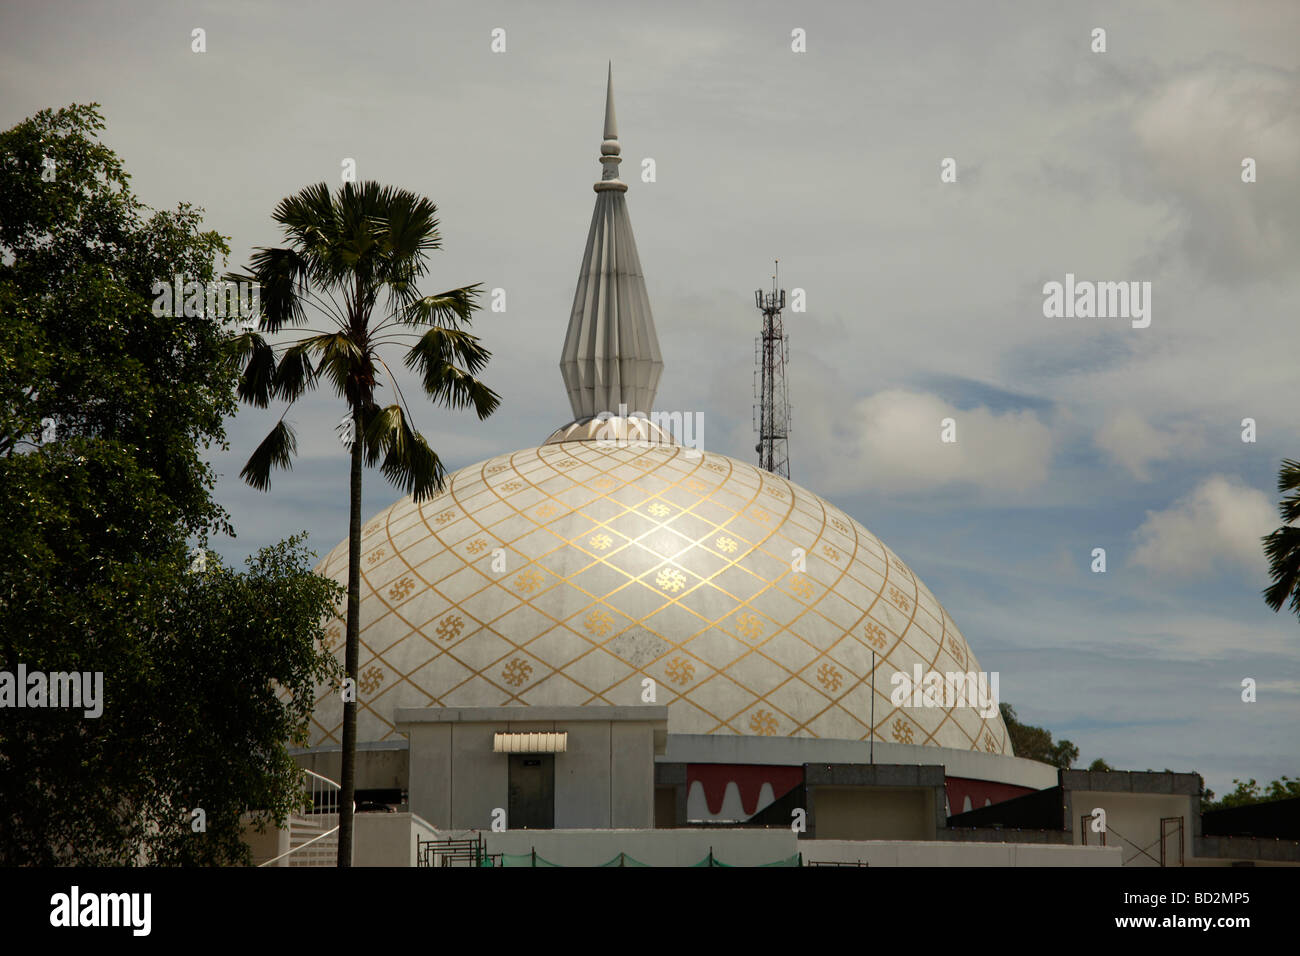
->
[753,261,791,478]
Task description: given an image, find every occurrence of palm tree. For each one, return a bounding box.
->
[1263,458,1300,619]
[231,181,500,866]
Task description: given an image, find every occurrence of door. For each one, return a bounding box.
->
[508,754,555,829]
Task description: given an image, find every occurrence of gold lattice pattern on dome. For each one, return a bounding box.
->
[305,442,1009,755]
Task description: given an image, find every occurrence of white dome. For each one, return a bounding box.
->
[307,441,1011,755]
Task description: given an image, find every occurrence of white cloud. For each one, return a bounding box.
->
[1094,410,1204,481]
[1130,475,1276,577]
[828,389,1052,494]
[1134,62,1300,281]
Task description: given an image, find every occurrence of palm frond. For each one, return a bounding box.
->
[240,246,311,332]
[1277,459,1300,524]
[240,419,298,491]
[272,340,321,402]
[1263,525,1300,613]
[311,333,368,399]
[237,334,277,408]
[401,285,481,329]
[360,403,445,501]
[402,327,501,419]
[404,326,494,377]
[273,183,337,254]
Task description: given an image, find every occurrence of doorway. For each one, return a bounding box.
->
[507,754,555,829]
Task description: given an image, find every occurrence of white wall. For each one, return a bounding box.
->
[353,812,439,867]
[481,828,799,867]
[403,714,661,830]
[348,821,1125,867]
[805,839,1122,867]
[1066,790,1195,866]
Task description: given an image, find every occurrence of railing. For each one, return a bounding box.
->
[417,833,501,867]
[257,769,346,867]
[807,859,867,867]
[258,823,340,867]
[304,769,340,815]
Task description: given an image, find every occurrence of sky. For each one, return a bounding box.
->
[3,0,1298,796]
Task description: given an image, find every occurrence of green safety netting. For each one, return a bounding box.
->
[499,849,802,867]
[502,851,561,866]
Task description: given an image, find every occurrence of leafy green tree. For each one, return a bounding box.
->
[148,536,343,864]
[1202,776,1300,813]
[999,703,1080,769]
[1263,459,1300,619]
[0,104,233,536]
[231,180,501,865]
[0,104,339,865]
[1087,758,1115,772]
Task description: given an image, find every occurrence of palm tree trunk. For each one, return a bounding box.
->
[338,404,363,866]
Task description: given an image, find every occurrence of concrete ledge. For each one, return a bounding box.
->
[289,739,409,755]
[1196,835,1300,863]
[395,705,669,724]
[805,839,1120,866]
[804,763,945,788]
[943,826,1071,845]
[1060,769,1200,796]
[661,734,1057,790]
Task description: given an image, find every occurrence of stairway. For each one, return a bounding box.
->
[257,769,344,867]
[284,812,339,866]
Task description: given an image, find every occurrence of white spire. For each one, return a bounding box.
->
[603,61,618,142]
[559,65,663,421]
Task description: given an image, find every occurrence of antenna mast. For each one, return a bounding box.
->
[753,260,791,478]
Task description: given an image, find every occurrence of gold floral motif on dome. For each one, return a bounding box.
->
[359,665,384,695]
[666,657,695,685]
[888,586,910,612]
[513,569,544,594]
[655,568,687,593]
[502,657,533,687]
[435,614,464,642]
[749,710,778,736]
[816,662,843,692]
[891,717,915,744]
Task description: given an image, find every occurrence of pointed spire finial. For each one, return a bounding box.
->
[603,61,618,142]
[596,63,625,192]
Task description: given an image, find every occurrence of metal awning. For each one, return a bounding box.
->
[493,732,567,754]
